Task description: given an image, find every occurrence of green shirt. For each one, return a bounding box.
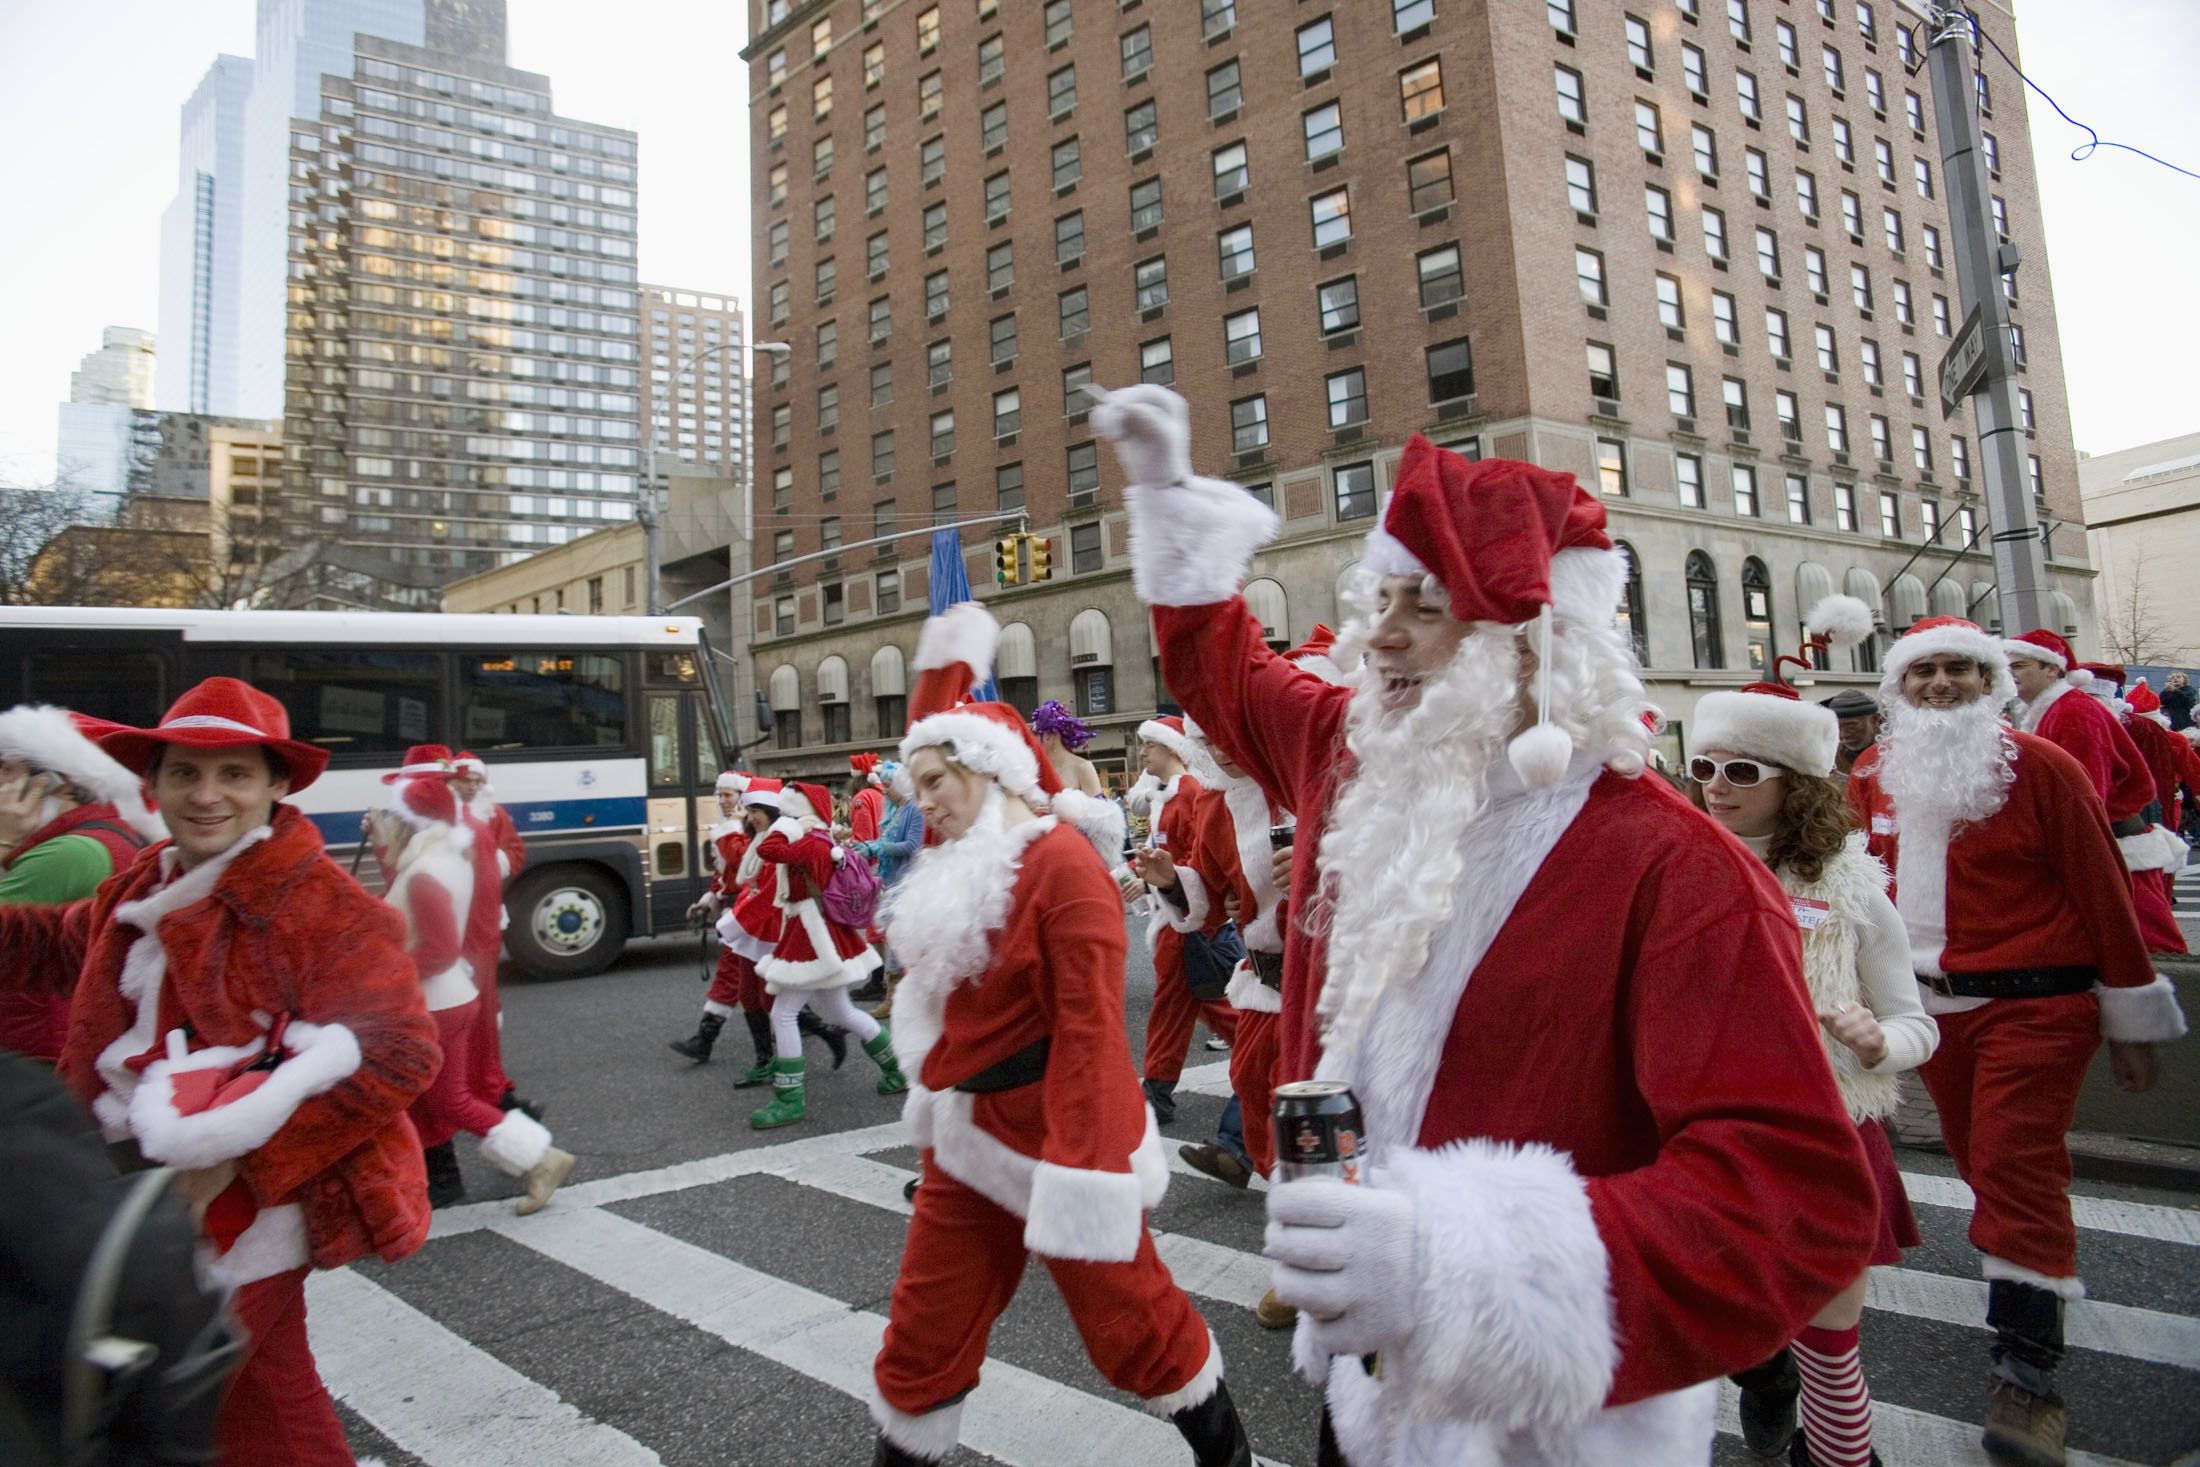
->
[0,832,116,906]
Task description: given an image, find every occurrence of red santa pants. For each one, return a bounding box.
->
[217,1267,355,1467]
[464,940,514,1100]
[1229,1009,1281,1177]
[410,1002,509,1150]
[1918,992,2100,1278]
[704,949,769,1014]
[2132,870,2187,955]
[1143,937,1238,1084]
[874,1161,1214,1418]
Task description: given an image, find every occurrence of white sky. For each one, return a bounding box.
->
[0,0,2194,485]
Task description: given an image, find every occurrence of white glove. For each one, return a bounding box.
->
[1091,384,1192,489]
[1265,1178,1421,1358]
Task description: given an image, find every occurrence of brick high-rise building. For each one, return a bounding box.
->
[743,0,2098,783]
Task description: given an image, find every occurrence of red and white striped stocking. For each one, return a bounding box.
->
[1792,1323,1875,1467]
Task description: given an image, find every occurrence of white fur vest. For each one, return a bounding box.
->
[1778,833,1898,1123]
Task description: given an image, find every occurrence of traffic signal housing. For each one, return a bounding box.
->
[1026,535,1052,582]
[995,536,1021,586]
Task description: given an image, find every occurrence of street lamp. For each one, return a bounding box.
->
[641,338,790,615]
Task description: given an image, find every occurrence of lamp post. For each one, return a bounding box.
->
[642,338,790,615]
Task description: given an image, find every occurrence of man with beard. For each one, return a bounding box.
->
[1094,385,1875,1467]
[1848,618,2184,1466]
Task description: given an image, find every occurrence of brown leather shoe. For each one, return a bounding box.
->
[515,1146,576,1217]
[1178,1142,1251,1189]
[1254,1287,1297,1331]
[1982,1380,2066,1467]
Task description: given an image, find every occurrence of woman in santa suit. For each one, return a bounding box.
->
[371,770,575,1214]
[749,780,906,1127]
[869,602,1253,1467]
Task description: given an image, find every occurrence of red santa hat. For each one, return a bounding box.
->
[0,704,166,841]
[2003,627,2093,689]
[381,744,458,786]
[2080,660,2125,689]
[378,767,465,837]
[850,751,885,787]
[740,775,784,810]
[1356,439,1623,788]
[452,750,489,777]
[98,677,331,792]
[2127,681,2162,715]
[782,782,833,824]
[715,769,751,795]
[1687,682,1840,779]
[1134,714,1200,770]
[1879,615,2016,707]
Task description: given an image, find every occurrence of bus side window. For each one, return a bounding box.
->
[26,651,168,730]
[464,651,627,751]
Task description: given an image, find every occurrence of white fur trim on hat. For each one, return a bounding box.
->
[1360,538,1627,632]
[1359,520,1430,583]
[1879,622,2016,707]
[913,600,1000,676]
[1687,692,1840,778]
[900,710,1042,798]
[0,705,162,837]
[715,771,749,794]
[1135,719,1199,769]
[128,1022,363,1169]
[2003,637,2070,673]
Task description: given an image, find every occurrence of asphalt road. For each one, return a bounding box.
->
[312,926,2200,1467]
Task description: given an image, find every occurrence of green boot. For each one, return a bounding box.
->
[733,1010,775,1089]
[748,1057,807,1129]
[865,1027,908,1096]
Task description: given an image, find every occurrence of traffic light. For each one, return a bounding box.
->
[1025,534,1053,582]
[995,536,1022,586]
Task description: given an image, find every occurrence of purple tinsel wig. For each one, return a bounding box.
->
[1031,699,1093,750]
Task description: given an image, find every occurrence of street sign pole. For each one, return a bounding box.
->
[1921,2,2052,636]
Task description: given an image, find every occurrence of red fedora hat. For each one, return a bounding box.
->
[98,677,331,792]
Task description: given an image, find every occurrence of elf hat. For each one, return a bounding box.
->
[99,677,330,792]
[1687,684,1840,779]
[1879,616,2016,707]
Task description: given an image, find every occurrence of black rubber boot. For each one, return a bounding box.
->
[1170,1377,1253,1467]
[733,1009,776,1088]
[1983,1279,2067,1467]
[799,1007,850,1069]
[423,1141,466,1209]
[668,1010,725,1062]
[1732,1346,1801,1457]
[872,1434,941,1466]
[1143,1077,1178,1126]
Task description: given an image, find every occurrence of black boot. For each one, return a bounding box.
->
[799,1007,850,1069]
[734,1009,777,1087]
[423,1141,466,1209]
[1732,1346,1800,1457]
[1170,1377,1252,1467]
[1143,1077,1178,1126]
[872,1435,940,1466]
[497,1088,546,1122]
[668,1010,726,1062]
[1983,1279,2067,1467]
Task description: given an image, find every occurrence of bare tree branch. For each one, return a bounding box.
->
[2099,547,2189,667]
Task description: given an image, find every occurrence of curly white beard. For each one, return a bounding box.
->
[1876,696,2017,829]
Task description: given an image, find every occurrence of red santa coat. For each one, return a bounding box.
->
[894,819,1167,1261]
[0,804,438,1285]
[1847,733,2180,1038]
[715,826,787,962]
[1141,772,1221,955]
[382,827,476,1012]
[850,784,886,843]
[472,799,527,878]
[755,819,882,991]
[1176,776,1284,1015]
[2021,682,2153,822]
[2129,711,2200,827]
[1156,597,1873,1459]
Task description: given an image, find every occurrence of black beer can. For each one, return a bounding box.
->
[1268,821,1297,851]
[1273,1080,1364,1184]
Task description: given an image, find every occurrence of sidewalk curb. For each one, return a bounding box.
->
[1894,1134,2200,1194]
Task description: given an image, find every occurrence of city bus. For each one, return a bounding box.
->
[0,607,741,978]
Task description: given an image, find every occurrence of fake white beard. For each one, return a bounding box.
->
[883,785,1022,990]
[1876,696,2017,829]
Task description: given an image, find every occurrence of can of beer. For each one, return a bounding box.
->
[1268,821,1297,851]
[1273,1080,1364,1184]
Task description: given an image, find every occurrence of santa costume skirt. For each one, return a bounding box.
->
[1858,1117,1921,1266]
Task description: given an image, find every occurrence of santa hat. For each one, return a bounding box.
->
[378,768,464,836]
[1358,439,1623,789]
[382,744,458,786]
[741,775,784,810]
[2003,627,2094,689]
[2081,661,2126,687]
[1134,715,1200,770]
[1879,616,2016,707]
[98,677,331,793]
[452,751,489,777]
[2127,681,2162,715]
[0,705,167,840]
[849,751,885,787]
[1687,683,1839,779]
[715,769,751,795]
[782,782,832,824]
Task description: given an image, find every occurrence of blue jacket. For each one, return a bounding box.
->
[858,798,925,888]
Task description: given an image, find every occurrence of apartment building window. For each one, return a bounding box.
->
[772,528,795,564]
[775,598,796,640]
[1860,338,1882,386]
[987,241,1014,294]
[992,389,1020,439]
[1319,276,1360,334]
[1627,14,1654,70]
[1958,503,1978,544]
[1654,272,1683,328]
[1692,123,1718,179]
[1060,286,1089,337]
[1121,257,1164,314]
[1070,522,1103,576]
[1765,306,1790,360]
[1425,336,1478,398]
[920,202,947,252]
[1395,0,1435,30]
[1835,482,1858,532]
[916,5,939,52]
[1875,138,1896,185]
[1408,150,1455,213]
[1203,0,1237,33]
[1786,472,1814,525]
[1825,45,1846,93]
[1208,60,1242,119]
[1755,226,1781,282]
[770,162,788,206]
[772,403,791,451]
[1737,71,1761,123]
[1867,68,1885,113]
[1677,453,1706,508]
[872,430,894,478]
[1122,23,1154,79]
[2028,454,2044,502]
[1402,60,1446,122]
[1825,404,1851,454]
[1045,0,1073,48]
[1892,280,1914,329]
[1566,155,1598,214]
[924,340,950,390]
[1410,245,1461,312]
[990,313,1018,364]
[980,102,1008,152]
[1311,189,1353,248]
[1933,295,1952,337]
[976,33,1005,87]
[1871,413,1893,461]
[1723,376,1750,430]
[1687,552,1724,669]
[769,219,789,267]
[1747,147,1771,201]
[1733,465,1761,517]
[1049,64,1077,117]
[920,135,946,186]
[995,462,1025,514]
[866,167,888,212]
[1224,308,1262,364]
[1806,246,1828,297]
[1060,364,1092,416]
[1298,17,1337,75]
[1231,394,1270,453]
[1777,389,1802,440]
[1815,323,1839,372]
[813,75,834,120]
[1555,65,1586,125]
[924,270,949,319]
[1742,559,1774,671]
[1056,210,1085,266]
[1683,41,1707,96]
[1832,117,1854,165]
[1713,290,1738,345]
[864,103,887,150]
[1915,158,1934,199]
[1124,100,1158,155]
[1729,0,1752,43]
[929,410,954,459]
[817,382,839,433]
[1326,368,1369,428]
[1920,496,1941,542]
[1704,206,1729,261]
[1141,337,1174,385]
[2019,387,2035,431]
[820,450,841,498]
[1214,142,1249,198]
[1587,341,1620,399]
[1667,363,1696,417]
[1067,441,1099,498]
[1335,462,1378,521]
[1304,102,1343,161]
[1130,178,1163,233]
[1880,490,1900,537]
[768,104,788,143]
[1646,184,1675,242]
[931,482,958,525]
[1597,439,1630,496]
[1851,264,1874,313]
[1911,425,1933,473]
[1579,248,1609,306]
[1786,95,1809,145]
[1549,0,1576,32]
[1795,170,1818,220]
[1951,434,1970,483]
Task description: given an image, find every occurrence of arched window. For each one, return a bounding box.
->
[1929,578,1967,621]
[2049,590,2079,638]
[1741,558,1773,674]
[870,644,907,737]
[1686,552,1724,670]
[1614,541,1649,667]
[1243,577,1290,651]
[768,664,802,749]
[815,655,851,744]
[996,622,1038,717]
[1333,558,1362,622]
[1843,567,1884,672]
[1888,573,1928,635]
[1069,608,1114,717]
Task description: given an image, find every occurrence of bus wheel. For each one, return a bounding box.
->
[507,866,628,979]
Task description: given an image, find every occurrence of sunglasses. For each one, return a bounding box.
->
[1688,756,1778,788]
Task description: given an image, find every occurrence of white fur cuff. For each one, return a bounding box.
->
[1983,1254,2087,1300]
[2096,974,2188,1044]
[129,1023,362,1170]
[1225,959,1282,1014]
[1124,476,1279,608]
[1024,1160,1147,1263]
[1163,867,1212,935]
[479,1107,552,1175]
[2119,825,2189,874]
[1383,1139,1617,1434]
[1142,1330,1223,1417]
[870,1391,963,1462]
[766,815,807,842]
[199,1203,310,1290]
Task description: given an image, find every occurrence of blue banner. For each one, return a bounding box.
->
[929,528,999,702]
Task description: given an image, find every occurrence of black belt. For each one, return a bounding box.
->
[1249,949,1285,990]
[954,1038,1051,1093]
[2110,814,2148,838]
[1922,965,2096,1000]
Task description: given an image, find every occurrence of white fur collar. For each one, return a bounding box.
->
[2017,678,2071,732]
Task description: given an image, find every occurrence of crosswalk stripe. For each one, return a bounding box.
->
[1901,1171,2200,1247]
[488,1205,1295,1467]
[1714,1382,2147,1467]
[1866,1267,2200,1368]
[307,1267,663,1467]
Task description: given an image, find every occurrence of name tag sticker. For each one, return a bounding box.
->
[1791,897,1832,932]
[1870,814,1897,836]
